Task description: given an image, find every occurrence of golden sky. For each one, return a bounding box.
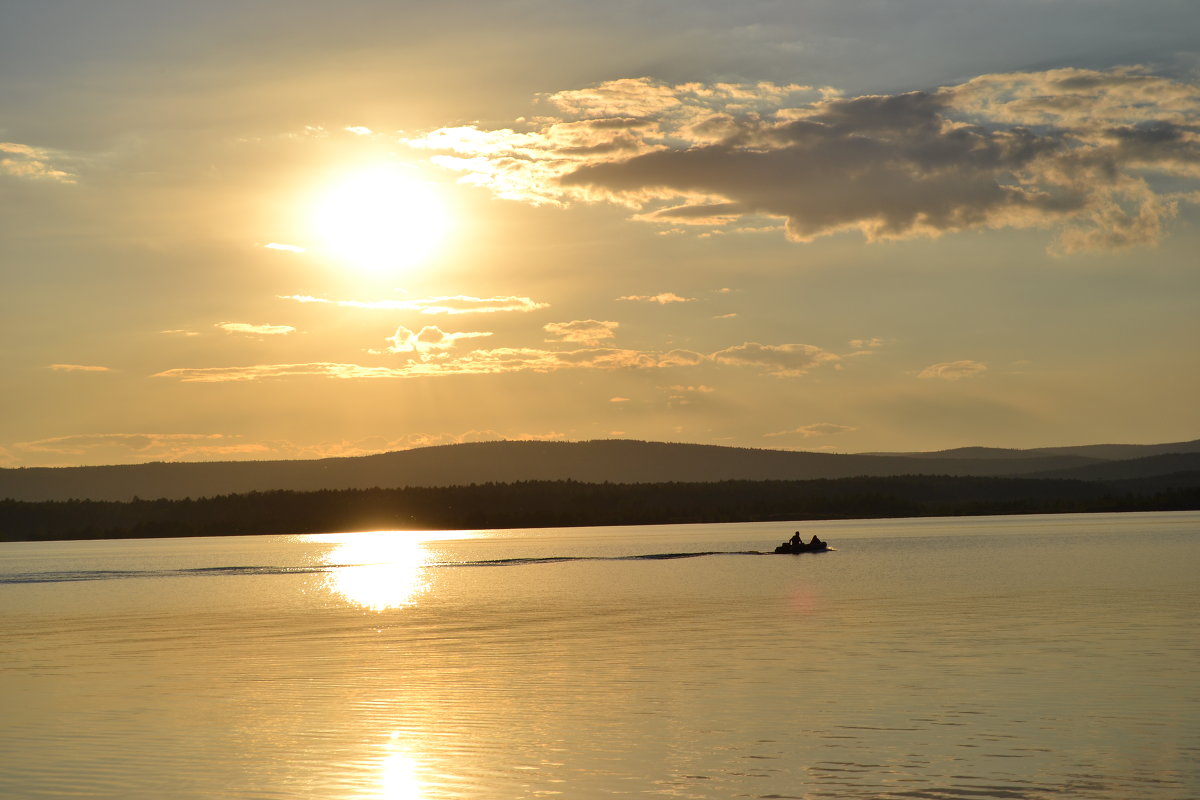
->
[2,0,1198,467]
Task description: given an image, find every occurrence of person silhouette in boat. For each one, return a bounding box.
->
[789,531,802,547]
[808,534,825,549]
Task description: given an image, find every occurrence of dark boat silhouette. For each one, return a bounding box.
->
[773,537,831,554]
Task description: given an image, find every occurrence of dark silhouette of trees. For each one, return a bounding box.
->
[2,474,1197,542]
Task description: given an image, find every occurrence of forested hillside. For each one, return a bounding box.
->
[4,474,1197,542]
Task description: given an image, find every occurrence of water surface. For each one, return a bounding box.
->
[2,512,1197,798]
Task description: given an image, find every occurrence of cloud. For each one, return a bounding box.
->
[918,360,988,380]
[153,363,420,382]
[609,396,631,403]
[411,68,1200,253]
[618,293,695,304]
[13,433,268,460]
[846,337,886,357]
[392,430,567,449]
[152,347,703,383]
[161,329,200,337]
[263,242,305,253]
[0,141,76,183]
[48,364,112,372]
[711,342,841,377]
[664,384,716,406]
[544,319,619,345]
[216,322,296,336]
[765,423,857,438]
[153,337,848,383]
[282,294,549,314]
[381,325,492,358]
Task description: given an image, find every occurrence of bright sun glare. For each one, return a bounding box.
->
[311,164,450,275]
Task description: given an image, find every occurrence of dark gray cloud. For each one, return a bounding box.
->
[416,69,1200,253]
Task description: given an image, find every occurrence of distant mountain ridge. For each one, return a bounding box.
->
[1,437,1197,503]
[868,441,1200,460]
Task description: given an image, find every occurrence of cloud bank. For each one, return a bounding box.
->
[410,67,1200,253]
[153,339,848,383]
[282,294,549,314]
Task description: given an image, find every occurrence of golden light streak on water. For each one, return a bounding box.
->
[376,740,426,800]
[307,530,475,611]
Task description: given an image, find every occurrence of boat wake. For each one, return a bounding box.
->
[452,550,767,567]
[0,551,775,584]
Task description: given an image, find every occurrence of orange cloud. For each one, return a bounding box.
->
[544,319,619,344]
[381,325,493,358]
[282,294,549,314]
[711,342,841,377]
[618,293,695,304]
[918,360,988,380]
[48,363,112,372]
[765,423,857,438]
[152,347,703,383]
[216,322,296,336]
[0,141,76,183]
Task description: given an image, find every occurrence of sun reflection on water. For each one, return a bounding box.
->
[306,530,474,611]
[378,744,425,800]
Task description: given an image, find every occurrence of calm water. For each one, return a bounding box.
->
[1,512,1197,799]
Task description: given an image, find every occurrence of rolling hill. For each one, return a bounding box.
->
[2,437,1198,502]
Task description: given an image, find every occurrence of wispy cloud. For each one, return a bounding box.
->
[712,342,841,377]
[0,142,76,183]
[48,363,112,373]
[765,423,857,438]
[665,384,716,406]
[544,319,619,345]
[282,294,549,314]
[410,67,1200,253]
[153,347,703,383]
[263,242,305,253]
[618,293,695,304]
[846,337,886,357]
[154,338,853,383]
[14,433,266,459]
[918,360,988,380]
[216,322,296,336]
[379,325,493,358]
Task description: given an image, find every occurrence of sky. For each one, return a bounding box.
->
[2,0,1198,468]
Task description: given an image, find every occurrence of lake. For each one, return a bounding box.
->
[2,511,1198,799]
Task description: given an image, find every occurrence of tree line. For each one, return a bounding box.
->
[2,475,1197,542]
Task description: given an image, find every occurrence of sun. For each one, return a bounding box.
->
[311,164,450,275]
